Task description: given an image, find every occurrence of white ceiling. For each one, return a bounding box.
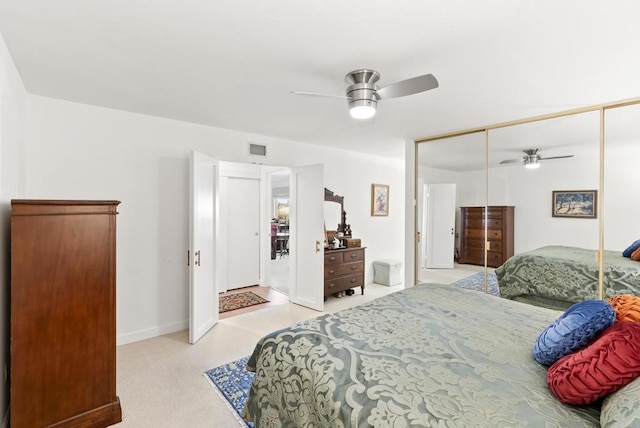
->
[1,1,640,160]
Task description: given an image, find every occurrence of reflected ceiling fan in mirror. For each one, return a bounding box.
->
[290,69,439,119]
[499,148,574,169]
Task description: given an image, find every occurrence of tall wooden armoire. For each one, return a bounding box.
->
[10,200,122,428]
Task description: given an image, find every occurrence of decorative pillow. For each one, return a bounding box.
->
[631,247,640,261]
[547,321,640,405]
[622,239,640,257]
[608,294,640,322]
[533,300,615,366]
[601,376,640,428]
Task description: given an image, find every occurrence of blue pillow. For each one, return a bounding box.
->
[623,239,640,257]
[533,300,615,366]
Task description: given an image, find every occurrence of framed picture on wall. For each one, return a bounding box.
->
[371,183,389,216]
[552,190,597,218]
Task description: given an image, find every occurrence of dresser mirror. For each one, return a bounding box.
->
[324,188,348,246]
[415,97,640,298]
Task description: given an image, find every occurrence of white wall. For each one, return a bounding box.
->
[603,136,640,251]
[0,32,27,424]
[24,95,405,344]
[487,155,600,253]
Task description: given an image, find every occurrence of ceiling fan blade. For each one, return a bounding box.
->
[540,155,575,160]
[376,73,439,99]
[289,91,347,99]
[499,159,522,164]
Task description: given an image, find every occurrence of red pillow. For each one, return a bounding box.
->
[547,322,640,405]
[608,294,640,322]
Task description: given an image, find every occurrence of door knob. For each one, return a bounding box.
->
[316,240,321,253]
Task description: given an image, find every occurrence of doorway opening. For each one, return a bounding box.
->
[269,170,290,295]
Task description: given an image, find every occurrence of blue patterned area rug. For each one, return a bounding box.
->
[204,356,254,428]
[450,272,500,296]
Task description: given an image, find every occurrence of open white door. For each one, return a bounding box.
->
[425,183,457,268]
[189,151,219,344]
[289,164,324,311]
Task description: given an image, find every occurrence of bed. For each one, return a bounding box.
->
[496,245,640,311]
[243,284,611,427]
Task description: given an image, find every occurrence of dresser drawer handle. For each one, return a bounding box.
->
[350,278,356,283]
[328,283,335,288]
[350,253,357,258]
[329,270,335,275]
[329,256,336,261]
[350,265,357,270]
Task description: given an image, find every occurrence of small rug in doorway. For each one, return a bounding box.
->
[219,291,269,313]
[450,272,500,296]
[204,356,254,428]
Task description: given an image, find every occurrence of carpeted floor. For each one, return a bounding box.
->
[219,291,269,313]
[450,272,500,296]
[204,356,254,427]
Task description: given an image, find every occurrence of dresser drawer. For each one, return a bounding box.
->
[464,208,485,218]
[465,229,484,239]
[324,252,343,265]
[487,240,503,252]
[487,218,502,229]
[324,274,364,294]
[487,251,504,268]
[465,218,484,229]
[464,238,485,250]
[459,252,484,266]
[325,261,364,278]
[486,229,502,240]
[486,209,504,219]
[465,218,502,230]
[343,249,364,263]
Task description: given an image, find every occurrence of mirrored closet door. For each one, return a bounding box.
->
[416,131,487,287]
[415,97,640,302]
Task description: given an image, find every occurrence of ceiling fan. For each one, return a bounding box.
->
[499,148,574,169]
[290,69,439,119]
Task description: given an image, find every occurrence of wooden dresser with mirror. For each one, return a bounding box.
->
[324,188,365,297]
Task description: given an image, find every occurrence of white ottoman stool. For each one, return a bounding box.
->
[372,259,402,286]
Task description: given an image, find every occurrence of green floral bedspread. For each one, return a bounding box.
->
[496,246,640,310]
[243,284,600,427]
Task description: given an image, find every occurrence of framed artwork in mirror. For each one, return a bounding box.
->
[552,190,597,218]
[371,183,389,216]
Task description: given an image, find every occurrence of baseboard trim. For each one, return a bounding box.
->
[117,320,187,346]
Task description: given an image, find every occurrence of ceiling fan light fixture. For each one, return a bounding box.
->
[349,99,377,119]
[524,156,540,169]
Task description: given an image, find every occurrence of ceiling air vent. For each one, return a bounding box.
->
[248,143,267,157]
